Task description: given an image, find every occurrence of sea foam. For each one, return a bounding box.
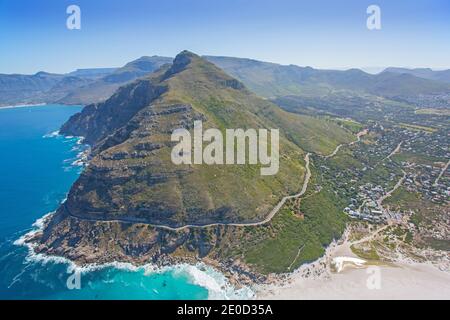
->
[14,212,254,300]
[43,130,60,138]
[44,130,90,169]
[13,129,254,299]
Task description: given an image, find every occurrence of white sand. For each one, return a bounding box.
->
[257,262,450,300]
[332,256,367,273]
[0,103,47,110]
[257,225,450,300]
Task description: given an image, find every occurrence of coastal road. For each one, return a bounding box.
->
[64,127,364,231]
[65,153,312,231]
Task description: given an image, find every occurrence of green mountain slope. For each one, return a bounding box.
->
[30,51,356,275]
[58,56,172,105]
[205,56,450,98]
[57,51,353,227]
[383,67,450,84]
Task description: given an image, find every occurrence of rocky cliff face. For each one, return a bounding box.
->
[32,51,352,274]
[60,75,169,145]
[54,51,306,228]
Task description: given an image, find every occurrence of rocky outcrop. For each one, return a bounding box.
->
[60,78,168,145]
[36,51,316,273]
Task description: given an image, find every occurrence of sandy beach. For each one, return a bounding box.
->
[256,226,450,300]
[257,262,450,300]
[0,103,47,110]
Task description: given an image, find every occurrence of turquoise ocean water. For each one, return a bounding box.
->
[0,105,252,300]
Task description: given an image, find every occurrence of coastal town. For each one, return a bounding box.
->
[310,112,449,268]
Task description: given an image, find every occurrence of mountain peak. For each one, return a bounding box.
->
[177,50,198,57]
[34,71,54,77]
[174,50,200,64]
[167,50,200,74]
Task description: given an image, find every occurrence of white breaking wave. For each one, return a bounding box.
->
[173,264,255,300]
[71,149,90,167]
[43,131,60,138]
[13,131,253,299]
[14,212,255,300]
[43,130,90,168]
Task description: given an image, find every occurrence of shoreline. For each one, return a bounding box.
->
[15,212,255,300]
[254,228,450,300]
[18,207,450,300]
[0,103,48,110]
[0,103,83,110]
[13,125,255,299]
[256,261,450,300]
[10,117,449,300]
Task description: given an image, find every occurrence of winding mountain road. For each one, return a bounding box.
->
[324,129,368,159]
[65,128,365,231]
[66,153,312,231]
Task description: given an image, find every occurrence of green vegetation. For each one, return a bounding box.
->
[63,51,354,226]
[242,208,325,274]
[383,186,421,208]
[237,173,347,274]
[392,152,443,166]
[330,118,364,133]
[206,56,450,99]
[398,123,437,133]
[34,51,450,276]
[383,187,449,251]
[350,244,380,260]
[424,238,450,251]
[415,108,450,116]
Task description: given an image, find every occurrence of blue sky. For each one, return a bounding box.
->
[1,0,449,74]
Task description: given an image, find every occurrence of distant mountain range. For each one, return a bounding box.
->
[68,68,118,79]
[27,50,450,276]
[206,56,450,98]
[59,56,173,105]
[1,55,449,107]
[382,67,450,84]
[0,56,172,107]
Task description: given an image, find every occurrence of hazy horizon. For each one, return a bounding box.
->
[2,52,449,76]
[1,0,449,74]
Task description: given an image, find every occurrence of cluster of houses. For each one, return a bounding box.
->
[397,93,450,110]
[343,183,388,224]
[319,120,449,228]
[402,163,450,205]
